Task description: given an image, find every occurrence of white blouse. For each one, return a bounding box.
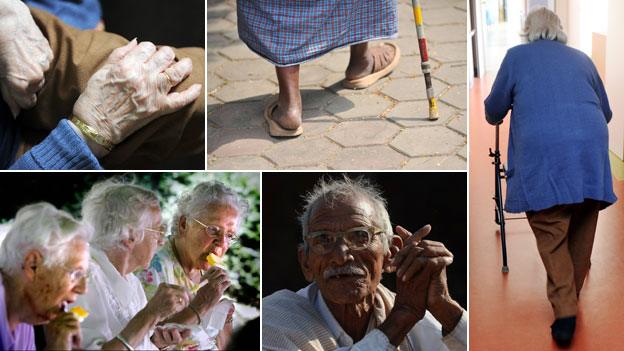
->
[71,248,157,350]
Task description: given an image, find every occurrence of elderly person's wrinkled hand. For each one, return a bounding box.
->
[45,311,82,350]
[71,39,201,157]
[151,326,191,349]
[145,283,191,323]
[190,267,231,315]
[0,0,53,117]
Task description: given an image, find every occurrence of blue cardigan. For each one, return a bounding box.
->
[1,101,102,170]
[484,40,617,213]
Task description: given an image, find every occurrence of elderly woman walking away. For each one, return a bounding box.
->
[484,7,617,346]
[0,203,91,350]
[139,181,249,350]
[71,180,192,350]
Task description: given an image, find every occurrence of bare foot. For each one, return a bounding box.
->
[346,43,397,80]
[273,65,303,130]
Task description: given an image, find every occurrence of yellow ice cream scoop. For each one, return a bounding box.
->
[206,253,223,267]
[70,306,89,322]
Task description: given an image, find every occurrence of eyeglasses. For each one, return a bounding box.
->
[191,217,239,245]
[65,267,89,283]
[144,224,167,241]
[304,226,384,255]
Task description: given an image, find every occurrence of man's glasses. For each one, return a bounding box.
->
[304,226,384,255]
[192,217,239,245]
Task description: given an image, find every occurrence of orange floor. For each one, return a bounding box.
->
[469,77,624,350]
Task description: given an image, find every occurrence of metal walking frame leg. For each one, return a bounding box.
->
[489,124,509,273]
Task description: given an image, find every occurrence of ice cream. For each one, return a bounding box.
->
[70,306,89,322]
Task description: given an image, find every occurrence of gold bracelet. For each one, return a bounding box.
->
[70,116,114,151]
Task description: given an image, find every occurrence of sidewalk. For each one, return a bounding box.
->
[207,0,467,170]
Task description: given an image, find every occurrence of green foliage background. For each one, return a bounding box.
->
[61,172,260,308]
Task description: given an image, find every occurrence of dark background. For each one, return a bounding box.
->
[262,172,468,309]
[100,0,205,47]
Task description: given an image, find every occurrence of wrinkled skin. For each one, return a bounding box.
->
[0,0,53,117]
[131,207,165,270]
[72,39,201,148]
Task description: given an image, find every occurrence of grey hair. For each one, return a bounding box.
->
[81,179,159,251]
[299,176,393,254]
[0,202,91,275]
[171,181,249,236]
[522,7,567,44]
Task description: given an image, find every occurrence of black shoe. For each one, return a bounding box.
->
[551,316,576,346]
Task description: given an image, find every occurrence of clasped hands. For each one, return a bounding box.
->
[389,224,461,333]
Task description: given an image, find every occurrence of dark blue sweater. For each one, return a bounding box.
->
[485,40,617,213]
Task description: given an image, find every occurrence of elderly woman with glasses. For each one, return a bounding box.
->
[70,180,191,350]
[484,7,617,346]
[0,202,90,350]
[139,181,249,350]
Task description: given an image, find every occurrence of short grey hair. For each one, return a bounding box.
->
[299,176,393,254]
[81,179,159,251]
[171,181,249,236]
[0,203,91,275]
[522,7,567,44]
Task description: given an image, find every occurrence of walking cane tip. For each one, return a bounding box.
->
[502,266,509,273]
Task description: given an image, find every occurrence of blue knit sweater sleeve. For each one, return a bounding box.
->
[587,56,612,123]
[10,119,102,170]
[484,49,515,125]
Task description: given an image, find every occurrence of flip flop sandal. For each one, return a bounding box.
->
[342,42,401,89]
[263,98,303,137]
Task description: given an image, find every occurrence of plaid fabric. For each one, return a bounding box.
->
[237,0,398,66]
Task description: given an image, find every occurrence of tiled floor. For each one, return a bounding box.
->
[469,77,624,350]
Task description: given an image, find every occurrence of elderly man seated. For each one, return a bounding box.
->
[263,178,467,350]
[0,202,91,350]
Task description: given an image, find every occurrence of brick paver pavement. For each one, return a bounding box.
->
[207,0,467,170]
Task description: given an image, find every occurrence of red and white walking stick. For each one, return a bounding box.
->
[412,0,438,120]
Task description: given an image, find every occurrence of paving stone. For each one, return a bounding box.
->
[206,53,227,72]
[207,128,274,157]
[327,120,401,147]
[206,33,232,48]
[216,59,275,81]
[222,30,240,42]
[207,74,224,94]
[209,101,265,128]
[206,18,236,34]
[328,146,407,170]
[393,37,421,57]
[440,84,466,109]
[435,63,467,85]
[457,144,467,159]
[207,2,232,19]
[430,42,467,63]
[207,156,275,170]
[387,101,458,127]
[214,80,276,102]
[381,78,448,102]
[299,65,333,87]
[206,96,222,115]
[219,43,259,60]
[315,51,350,73]
[421,7,466,26]
[426,25,466,43]
[301,114,340,138]
[390,55,427,78]
[264,137,340,167]
[301,87,338,110]
[326,94,393,119]
[404,155,466,170]
[447,111,467,135]
[390,127,465,157]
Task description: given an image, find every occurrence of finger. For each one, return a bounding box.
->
[410,225,432,243]
[161,57,193,88]
[107,38,138,63]
[392,246,424,270]
[162,329,173,344]
[169,328,183,343]
[163,83,201,112]
[145,46,176,73]
[402,256,430,281]
[123,41,156,64]
[396,249,419,281]
[180,329,192,339]
[26,76,45,94]
[14,92,37,109]
[418,243,452,257]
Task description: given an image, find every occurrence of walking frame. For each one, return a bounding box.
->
[411,0,438,120]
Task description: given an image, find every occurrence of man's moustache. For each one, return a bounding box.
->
[323,265,366,279]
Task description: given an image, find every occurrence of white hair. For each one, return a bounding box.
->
[81,179,159,251]
[522,7,567,44]
[171,181,249,236]
[299,176,393,254]
[0,202,91,275]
